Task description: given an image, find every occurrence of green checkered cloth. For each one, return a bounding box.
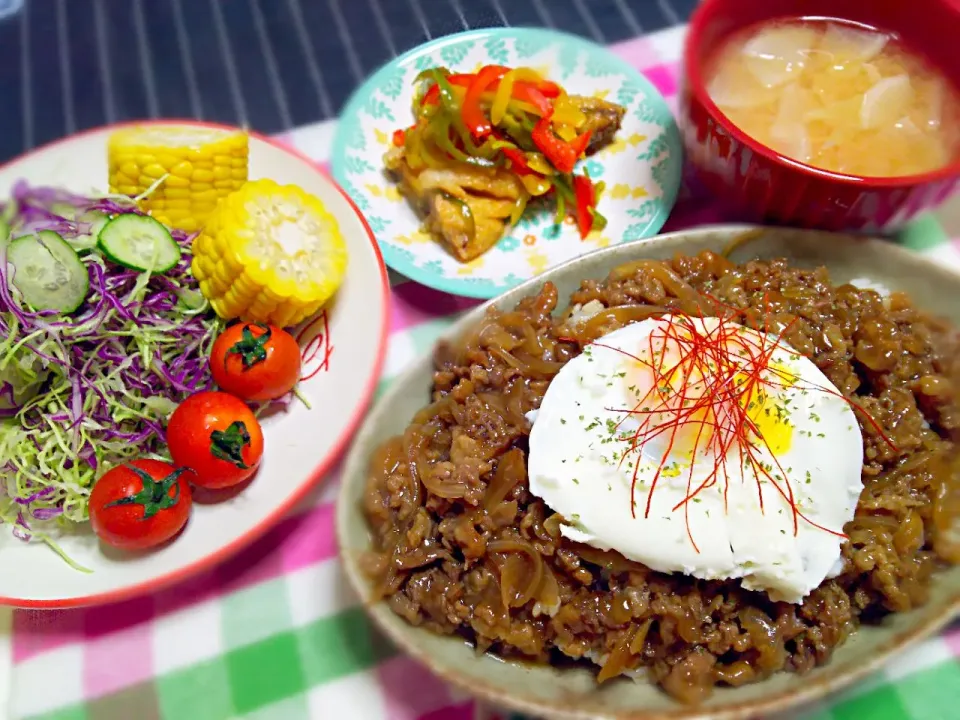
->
[7,26,960,720]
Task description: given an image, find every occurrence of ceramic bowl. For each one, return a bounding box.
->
[680,0,960,233]
[337,225,960,719]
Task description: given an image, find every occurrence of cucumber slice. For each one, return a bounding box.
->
[68,213,110,253]
[97,214,180,273]
[7,231,90,313]
[0,217,9,244]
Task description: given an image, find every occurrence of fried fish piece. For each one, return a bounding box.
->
[385,95,625,263]
[387,157,522,262]
[429,193,517,262]
[571,96,628,151]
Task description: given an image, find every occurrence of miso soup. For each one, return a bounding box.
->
[705,18,960,177]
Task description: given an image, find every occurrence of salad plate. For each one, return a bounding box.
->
[0,121,390,608]
[331,27,683,299]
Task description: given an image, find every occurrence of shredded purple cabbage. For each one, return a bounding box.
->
[0,181,221,540]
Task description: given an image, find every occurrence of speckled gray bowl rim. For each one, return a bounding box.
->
[336,224,960,720]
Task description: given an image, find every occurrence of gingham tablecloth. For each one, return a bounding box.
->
[5,25,960,720]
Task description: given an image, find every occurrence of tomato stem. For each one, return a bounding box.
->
[103,465,187,519]
[210,420,252,469]
[227,324,272,370]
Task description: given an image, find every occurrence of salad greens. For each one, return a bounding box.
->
[0,181,221,555]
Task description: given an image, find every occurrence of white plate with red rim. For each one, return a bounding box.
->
[0,121,389,608]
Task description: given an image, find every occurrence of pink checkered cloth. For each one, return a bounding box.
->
[7,27,960,720]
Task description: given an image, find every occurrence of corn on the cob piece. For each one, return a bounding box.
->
[192,179,348,327]
[107,126,249,233]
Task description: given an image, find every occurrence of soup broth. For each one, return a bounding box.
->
[705,18,960,177]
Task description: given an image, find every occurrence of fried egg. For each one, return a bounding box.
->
[526,315,864,603]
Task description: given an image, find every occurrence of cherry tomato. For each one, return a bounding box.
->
[167,391,265,489]
[88,459,194,551]
[210,322,302,402]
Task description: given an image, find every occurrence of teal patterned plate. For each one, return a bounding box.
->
[331,27,683,299]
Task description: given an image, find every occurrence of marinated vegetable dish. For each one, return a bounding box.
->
[384,65,626,262]
[362,250,960,703]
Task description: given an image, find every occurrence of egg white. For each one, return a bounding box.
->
[527,316,864,603]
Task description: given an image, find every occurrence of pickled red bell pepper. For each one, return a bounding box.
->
[500,146,532,175]
[512,83,553,115]
[568,129,593,159]
[462,65,509,139]
[573,174,597,238]
[531,112,593,174]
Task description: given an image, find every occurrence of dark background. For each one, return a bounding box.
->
[0,0,694,162]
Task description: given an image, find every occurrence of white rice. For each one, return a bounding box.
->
[567,299,605,325]
[848,277,890,296]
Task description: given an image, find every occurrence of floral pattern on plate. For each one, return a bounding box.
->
[331,27,683,299]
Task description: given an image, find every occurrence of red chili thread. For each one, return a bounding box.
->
[295,311,334,381]
[587,295,897,552]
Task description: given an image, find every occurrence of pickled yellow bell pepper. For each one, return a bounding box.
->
[191,179,348,328]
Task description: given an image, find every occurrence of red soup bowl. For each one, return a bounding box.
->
[679,0,960,232]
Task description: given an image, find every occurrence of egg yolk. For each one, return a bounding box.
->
[739,360,797,457]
